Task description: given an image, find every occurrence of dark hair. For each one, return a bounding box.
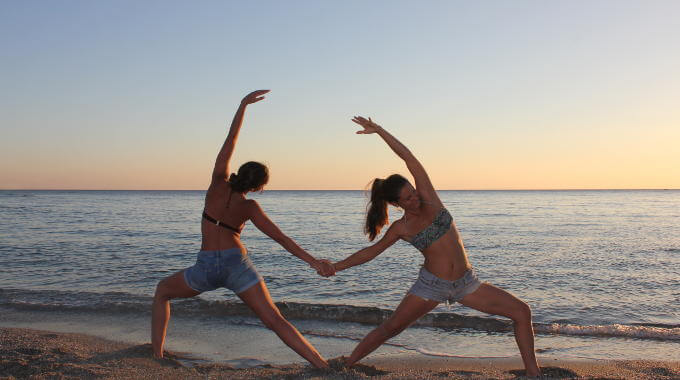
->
[365,174,409,241]
[229,161,269,193]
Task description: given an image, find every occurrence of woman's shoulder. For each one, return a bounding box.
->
[388,218,409,237]
[240,198,261,214]
[244,197,259,207]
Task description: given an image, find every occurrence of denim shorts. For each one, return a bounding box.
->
[183,248,262,294]
[408,266,482,303]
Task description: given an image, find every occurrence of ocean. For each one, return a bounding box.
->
[1,190,678,366]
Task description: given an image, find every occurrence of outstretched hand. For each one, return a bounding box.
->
[241,90,270,105]
[351,116,381,134]
[314,259,336,277]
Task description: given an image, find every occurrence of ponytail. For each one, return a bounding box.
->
[364,174,410,241]
[365,179,388,241]
[228,172,238,185]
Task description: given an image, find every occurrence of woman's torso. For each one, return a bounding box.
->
[201,180,248,252]
[400,203,471,281]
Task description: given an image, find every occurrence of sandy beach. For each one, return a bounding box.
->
[1,327,678,379]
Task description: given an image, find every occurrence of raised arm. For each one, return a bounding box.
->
[248,200,332,275]
[333,222,401,272]
[352,116,439,203]
[211,90,270,182]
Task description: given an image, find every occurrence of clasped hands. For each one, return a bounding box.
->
[311,259,336,277]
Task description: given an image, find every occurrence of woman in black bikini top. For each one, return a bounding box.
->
[150,90,334,368]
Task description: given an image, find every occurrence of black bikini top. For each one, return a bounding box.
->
[202,211,242,234]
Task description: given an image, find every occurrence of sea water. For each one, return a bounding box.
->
[1,190,678,364]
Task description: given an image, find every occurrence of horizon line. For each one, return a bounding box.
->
[2,188,678,192]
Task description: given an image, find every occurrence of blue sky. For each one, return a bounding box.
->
[2,1,679,189]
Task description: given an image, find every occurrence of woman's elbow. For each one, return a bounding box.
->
[271,233,289,246]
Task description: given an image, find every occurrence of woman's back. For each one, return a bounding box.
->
[201,180,250,251]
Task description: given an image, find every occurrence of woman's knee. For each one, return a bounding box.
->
[153,279,172,301]
[511,300,532,323]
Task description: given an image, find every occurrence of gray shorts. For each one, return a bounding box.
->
[408,267,482,303]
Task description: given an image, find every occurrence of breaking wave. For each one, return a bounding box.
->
[2,288,678,341]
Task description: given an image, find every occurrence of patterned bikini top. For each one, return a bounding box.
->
[409,208,453,251]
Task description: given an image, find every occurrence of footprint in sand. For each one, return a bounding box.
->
[327,357,388,376]
[509,366,579,378]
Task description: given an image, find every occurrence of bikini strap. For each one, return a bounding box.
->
[202,211,241,234]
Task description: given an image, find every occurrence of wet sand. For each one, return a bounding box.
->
[1,327,678,379]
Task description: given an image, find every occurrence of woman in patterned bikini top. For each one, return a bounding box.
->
[326,116,542,377]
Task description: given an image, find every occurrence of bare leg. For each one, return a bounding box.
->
[151,270,200,358]
[345,294,439,366]
[459,283,541,377]
[237,281,329,368]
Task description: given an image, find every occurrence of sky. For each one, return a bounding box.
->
[1,0,679,190]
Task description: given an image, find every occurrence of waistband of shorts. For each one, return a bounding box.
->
[419,266,476,287]
[198,247,245,257]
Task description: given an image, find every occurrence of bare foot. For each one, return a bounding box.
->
[526,368,542,377]
[327,356,346,370]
